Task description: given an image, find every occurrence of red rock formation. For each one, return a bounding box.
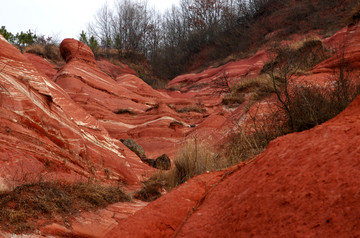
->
[0,34,144,191]
[106,84,360,238]
[24,53,58,79]
[99,22,360,237]
[97,59,137,79]
[167,49,269,95]
[1,18,360,238]
[54,39,223,158]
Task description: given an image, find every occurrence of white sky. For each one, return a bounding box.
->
[1,0,179,41]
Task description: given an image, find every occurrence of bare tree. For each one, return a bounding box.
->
[88,3,113,49]
[112,0,152,54]
[265,45,302,131]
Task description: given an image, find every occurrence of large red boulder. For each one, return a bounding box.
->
[60,38,96,65]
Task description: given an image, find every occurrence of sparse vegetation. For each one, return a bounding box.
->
[136,139,227,201]
[0,181,130,233]
[263,42,359,132]
[223,74,275,107]
[169,120,184,128]
[137,39,360,198]
[25,43,62,62]
[222,92,246,106]
[84,0,357,80]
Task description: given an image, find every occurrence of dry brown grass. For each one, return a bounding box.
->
[0,181,130,233]
[136,139,228,201]
[24,44,62,62]
[262,39,330,76]
[222,93,246,107]
[223,74,275,107]
[348,2,360,25]
[176,104,206,113]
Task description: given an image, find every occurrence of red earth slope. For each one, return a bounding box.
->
[104,23,360,238]
[106,82,360,238]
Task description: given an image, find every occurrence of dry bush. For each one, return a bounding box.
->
[176,104,206,113]
[261,42,332,131]
[142,77,168,89]
[43,44,62,61]
[170,139,226,186]
[25,44,46,57]
[223,74,275,107]
[258,40,360,132]
[0,181,130,233]
[24,44,62,62]
[225,130,270,165]
[222,93,246,106]
[136,139,227,201]
[348,2,360,25]
[262,40,330,76]
[289,68,360,132]
[224,102,286,165]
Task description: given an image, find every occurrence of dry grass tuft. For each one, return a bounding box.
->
[170,139,226,186]
[25,44,62,62]
[176,104,206,113]
[136,139,228,201]
[223,74,275,107]
[0,181,130,233]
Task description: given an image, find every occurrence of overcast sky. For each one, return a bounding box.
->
[1,0,179,41]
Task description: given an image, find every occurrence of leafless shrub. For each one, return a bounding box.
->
[348,2,360,25]
[223,74,275,107]
[0,181,130,233]
[136,138,227,201]
[260,40,359,132]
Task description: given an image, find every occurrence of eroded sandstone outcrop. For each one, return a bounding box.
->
[54,38,224,160]
[0,34,144,191]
